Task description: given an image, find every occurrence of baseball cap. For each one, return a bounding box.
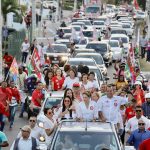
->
[20,125,31,133]
[73,82,80,87]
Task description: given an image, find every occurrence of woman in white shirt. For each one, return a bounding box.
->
[77,91,98,121]
[55,96,77,121]
[80,73,93,93]
[62,69,79,89]
[43,108,57,144]
[91,92,100,103]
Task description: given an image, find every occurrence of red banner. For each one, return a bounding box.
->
[133,0,139,10]
[31,48,42,79]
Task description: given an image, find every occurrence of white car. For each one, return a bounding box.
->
[110,34,130,57]
[122,23,133,37]
[75,37,89,49]
[93,21,106,31]
[134,11,146,20]
[78,20,93,30]
[109,40,122,61]
[75,53,107,75]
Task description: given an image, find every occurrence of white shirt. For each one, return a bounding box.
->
[77,100,98,121]
[125,116,150,132]
[21,42,30,53]
[55,107,77,121]
[63,77,79,89]
[17,72,27,91]
[80,81,93,91]
[90,80,99,89]
[98,95,127,124]
[10,136,39,150]
[17,125,45,140]
[43,116,56,144]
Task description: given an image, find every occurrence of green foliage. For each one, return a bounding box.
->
[2,0,20,22]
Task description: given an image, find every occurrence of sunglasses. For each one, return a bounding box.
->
[136,110,142,112]
[138,123,145,126]
[29,120,36,122]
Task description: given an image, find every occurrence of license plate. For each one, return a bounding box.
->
[52,60,59,63]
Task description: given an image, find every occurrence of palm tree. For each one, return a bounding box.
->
[2,0,20,23]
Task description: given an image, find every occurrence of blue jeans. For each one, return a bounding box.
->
[22,52,28,63]
[9,105,17,128]
[0,114,5,131]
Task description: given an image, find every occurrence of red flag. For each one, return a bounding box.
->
[133,0,139,10]
[31,48,42,79]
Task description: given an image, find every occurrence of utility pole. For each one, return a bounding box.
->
[74,0,77,12]
[147,0,150,39]
[31,0,36,42]
[0,0,3,82]
[55,0,59,22]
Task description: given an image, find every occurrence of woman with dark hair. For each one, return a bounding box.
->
[43,108,57,144]
[77,91,98,121]
[62,69,79,89]
[55,96,77,120]
[52,68,64,91]
[64,88,74,101]
[44,69,54,91]
[115,74,128,90]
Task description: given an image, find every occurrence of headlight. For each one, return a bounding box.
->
[39,136,45,142]
[61,56,68,61]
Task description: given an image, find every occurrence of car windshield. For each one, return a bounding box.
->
[73,26,81,31]
[109,41,119,47]
[122,25,130,28]
[77,39,87,45]
[46,45,68,53]
[111,30,126,35]
[76,55,104,65]
[83,31,93,38]
[68,60,95,66]
[44,98,62,109]
[93,22,104,25]
[86,43,107,52]
[86,7,100,13]
[63,29,71,34]
[111,37,128,44]
[53,131,119,150]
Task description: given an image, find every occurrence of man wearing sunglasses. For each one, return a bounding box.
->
[10,125,39,150]
[16,115,44,140]
[125,105,150,135]
[127,120,150,150]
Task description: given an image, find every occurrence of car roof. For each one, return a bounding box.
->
[60,121,114,132]
[76,53,102,56]
[56,39,70,42]
[111,34,129,38]
[88,41,108,44]
[68,58,95,62]
[46,91,64,98]
[74,48,96,52]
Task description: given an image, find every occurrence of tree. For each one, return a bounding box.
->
[2,0,20,23]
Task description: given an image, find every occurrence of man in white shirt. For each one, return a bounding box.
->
[10,125,39,150]
[21,38,30,63]
[98,85,127,125]
[125,105,150,134]
[139,35,147,59]
[17,116,44,140]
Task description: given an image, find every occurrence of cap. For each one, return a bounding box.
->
[134,81,142,86]
[145,93,150,99]
[73,82,80,87]
[20,125,31,132]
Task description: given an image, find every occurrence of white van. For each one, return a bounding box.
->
[6,12,26,31]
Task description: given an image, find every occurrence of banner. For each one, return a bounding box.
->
[133,0,139,10]
[28,48,42,79]
[9,58,18,82]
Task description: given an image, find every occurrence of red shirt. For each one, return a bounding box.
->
[0,87,12,106]
[32,89,44,107]
[3,55,13,67]
[133,89,145,105]
[10,87,21,102]
[125,106,135,120]
[52,76,65,91]
[139,138,150,150]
